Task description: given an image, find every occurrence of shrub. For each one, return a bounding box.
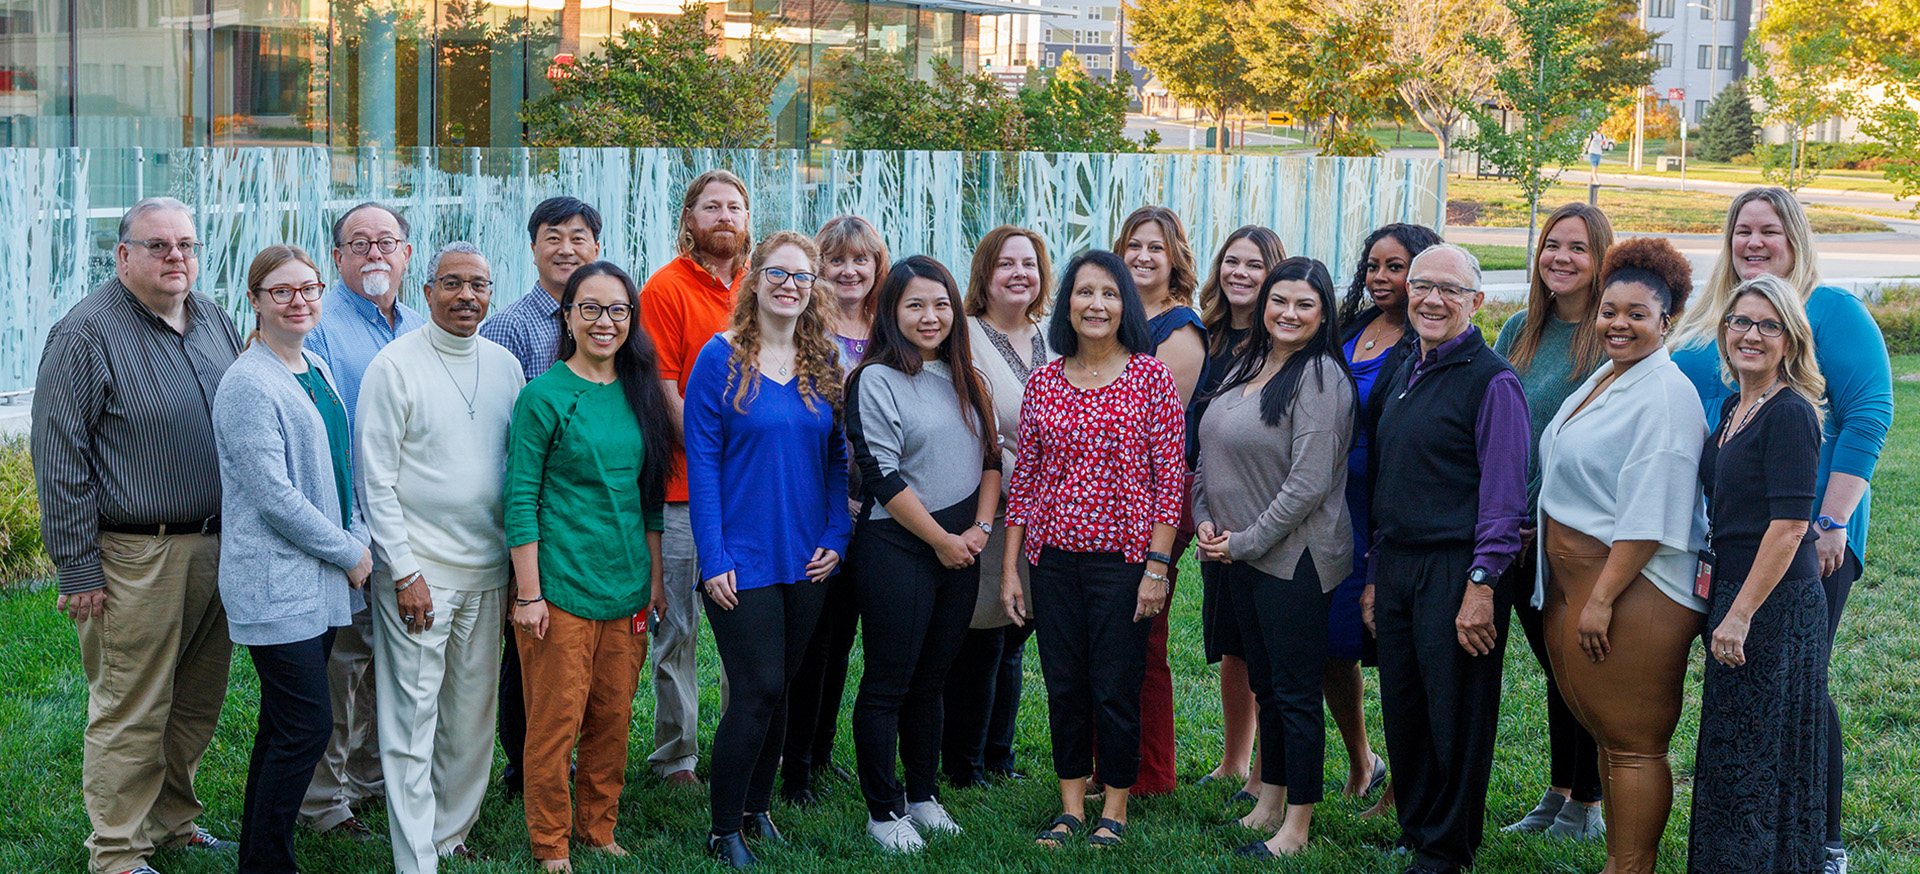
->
[0,434,47,586]
[1871,283,1920,354]
[1473,299,1525,346]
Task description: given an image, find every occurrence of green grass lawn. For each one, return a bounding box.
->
[1459,244,1530,272]
[7,357,1920,872]
[1597,163,1910,197]
[1446,178,1888,235]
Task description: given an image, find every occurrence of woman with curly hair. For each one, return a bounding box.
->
[1533,237,1708,874]
[684,230,853,868]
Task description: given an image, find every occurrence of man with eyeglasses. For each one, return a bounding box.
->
[299,201,428,841]
[1361,243,1530,874]
[477,196,603,800]
[32,196,243,874]
[354,242,523,871]
[637,169,753,788]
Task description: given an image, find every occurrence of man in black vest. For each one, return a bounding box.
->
[1362,243,1529,874]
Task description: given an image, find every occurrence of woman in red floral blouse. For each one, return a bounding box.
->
[1000,249,1185,849]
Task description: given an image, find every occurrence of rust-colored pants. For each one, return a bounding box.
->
[1542,517,1701,874]
[516,603,647,860]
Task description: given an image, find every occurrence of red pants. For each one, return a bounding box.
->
[1133,582,1178,796]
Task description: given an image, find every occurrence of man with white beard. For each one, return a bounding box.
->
[299,201,428,841]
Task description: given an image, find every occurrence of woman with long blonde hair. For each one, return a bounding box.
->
[1669,187,1892,871]
[684,230,852,868]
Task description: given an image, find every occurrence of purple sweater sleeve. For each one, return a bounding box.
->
[1472,371,1530,578]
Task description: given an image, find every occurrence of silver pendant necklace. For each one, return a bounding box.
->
[432,345,479,419]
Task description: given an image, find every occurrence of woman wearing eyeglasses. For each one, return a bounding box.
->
[1669,188,1892,873]
[684,231,852,868]
[212,245,373,874]
[505,261,680,872]
[1687,274,1832,874]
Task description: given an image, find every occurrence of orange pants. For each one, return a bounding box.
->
[1542,517,1701,874]
[516,604,647,860]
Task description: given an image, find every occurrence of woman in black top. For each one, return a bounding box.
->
[1689,273,1830,874]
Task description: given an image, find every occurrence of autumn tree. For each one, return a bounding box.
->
[1129,0,1259,153]
[1389,0,1514,161]
[1232,0,1403,155]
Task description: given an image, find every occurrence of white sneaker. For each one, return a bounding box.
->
[866,813,926,853]
[1824,846,1849,874]
[908,799,963,834]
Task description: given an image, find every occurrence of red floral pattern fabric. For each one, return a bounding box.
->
[1006,354,1186,564]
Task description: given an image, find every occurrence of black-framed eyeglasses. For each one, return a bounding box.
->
[432,275,493,294]
[131,239,203,259]
[259,282,326,304]
[762,267,816,288]
[1724,314,1786,338]
[567,302,631,322]
[1407,279,1477,301]
[340,237,404,255]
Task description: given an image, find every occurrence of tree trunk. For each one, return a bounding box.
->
[1527,194,1539,277]
[1217,101,1229,154]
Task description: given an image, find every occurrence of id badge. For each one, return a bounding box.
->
[632,610,649,635]
[1694,548,1716,599]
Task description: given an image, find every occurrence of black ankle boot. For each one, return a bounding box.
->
[743,811,787,844]
[708,830,758,869]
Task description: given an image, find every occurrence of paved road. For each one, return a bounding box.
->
[1128,114,1300,149]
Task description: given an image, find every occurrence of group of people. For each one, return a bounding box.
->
[32,173,1887,874]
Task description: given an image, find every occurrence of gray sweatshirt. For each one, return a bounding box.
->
[845,359,998,520]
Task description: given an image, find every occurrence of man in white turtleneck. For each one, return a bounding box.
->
[355,242,525,871]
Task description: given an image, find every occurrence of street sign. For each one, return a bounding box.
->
[1267,111,1295,126]
[1666,88,1685,100]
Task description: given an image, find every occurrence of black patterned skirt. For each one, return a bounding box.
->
[1687,573,1831,874]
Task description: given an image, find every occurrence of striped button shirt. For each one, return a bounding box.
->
[304,280,426,434]
[31,278,243,594]
[478,282,564,381]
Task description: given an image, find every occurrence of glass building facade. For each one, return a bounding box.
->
[0,0,1013,151]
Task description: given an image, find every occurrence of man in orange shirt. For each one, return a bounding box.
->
[639,169,752,788]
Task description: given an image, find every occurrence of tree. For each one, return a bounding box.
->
[1020,54,1160,152]
[1751,0,1919,193]
[1235,0,1403,155]
[830,56,1029,151]
[1389,0,1515,162]
[1863,56,1920,215]
[1693,81,1759,162]
[1457,0,1615,268]
[1563,0,1659,103]
[1600,89,1678,143]
[1746,28,1854,191]
[1129,0,1259,153]
[520,2,780,148]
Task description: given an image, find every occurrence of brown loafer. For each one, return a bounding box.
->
[665,769,703,787]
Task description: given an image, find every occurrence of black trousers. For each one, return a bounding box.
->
[1821,550,1861,845]
[781,569,859,792]
[1507,548,1602,803]
[498,621,527,791]
[240,629,336,874]
[944,621,1034,782]
[986,621,1033,773]
[1374,544,1510,874]
[850,511,978,820]
[1226,554,1329,803]
[1030,547,1152,789]
[705,578,828,835]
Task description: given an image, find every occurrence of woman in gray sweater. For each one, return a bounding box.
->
[1193,256,1355,859]
[212,245,372,874]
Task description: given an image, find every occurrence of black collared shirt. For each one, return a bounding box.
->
[31,277,242,594]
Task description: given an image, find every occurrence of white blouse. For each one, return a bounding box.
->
[1535,346,1709,613]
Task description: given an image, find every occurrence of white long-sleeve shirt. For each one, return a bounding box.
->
[355,321,525,591]
[1536,346,1708,612]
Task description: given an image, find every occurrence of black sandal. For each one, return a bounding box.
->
[1034,814,1083,847]
[1087,817,1127,847]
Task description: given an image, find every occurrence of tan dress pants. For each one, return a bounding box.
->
[516,602,647,860]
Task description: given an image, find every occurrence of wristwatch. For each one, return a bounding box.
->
[974,520,994,536]
[1467,568,1492,588]
[1815,515,1848,531]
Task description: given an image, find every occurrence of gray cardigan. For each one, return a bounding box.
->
[213,343,370,646]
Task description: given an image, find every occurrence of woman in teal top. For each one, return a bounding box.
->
[1491,202,1614,839]
[1668,187,1893,869]
[504,261,681,872]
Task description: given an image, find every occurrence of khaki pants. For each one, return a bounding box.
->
[370,580,504,874]
[299,607,383,829]
[647,502,705,776]
[517,603,647,860]
[79,531,231,874]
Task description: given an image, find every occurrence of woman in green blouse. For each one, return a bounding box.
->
[503,261,681,873]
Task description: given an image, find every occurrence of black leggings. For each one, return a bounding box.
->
[1822,550,1861,845]
[851,510,978,820]
[781,570,859,791]
[1226,554,1329,804]
[1509,548,1603,803]
[240,629,336,874]
[1030,547,1152,789]
[705,579,828,835]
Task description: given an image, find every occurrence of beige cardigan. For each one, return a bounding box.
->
[966,314,1058,628]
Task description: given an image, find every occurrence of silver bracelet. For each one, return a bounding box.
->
[1143,570,1170,583]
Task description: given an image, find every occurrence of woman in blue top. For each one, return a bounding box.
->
[1334,222,1441,816]
[685,230,853,869]
[1668,187,1893,871]
[1113,205,1205,798]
